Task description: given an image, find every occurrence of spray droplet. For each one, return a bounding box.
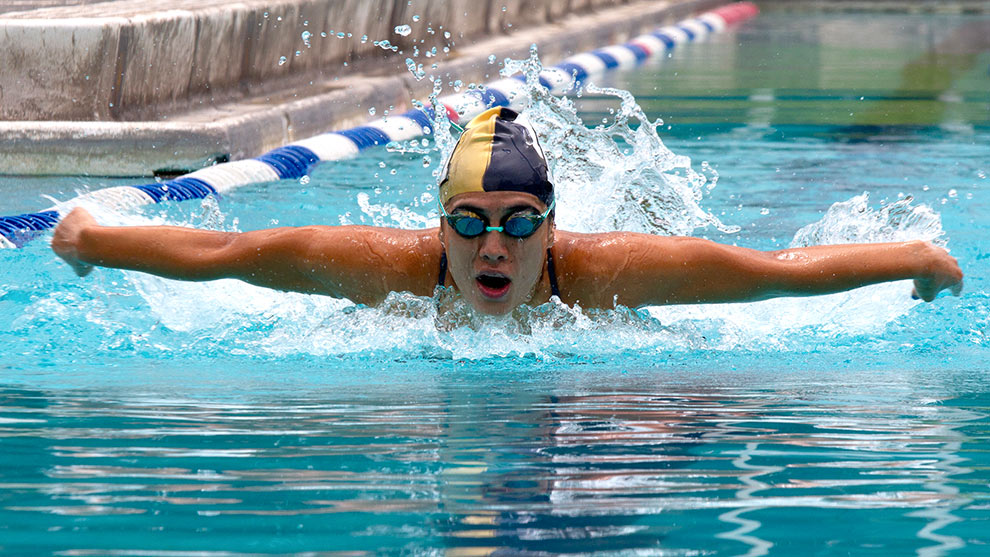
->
[278,56,287,65]
[301,30,312,48]
[299,175,310,185]
[361,34,368,43]
[394,24,412,36]
[412,15,420,22]
[422,155,431,167]
[948,189,958,198]
[760,208,770,215]
[368,107,376,115]
[488,54,496,64]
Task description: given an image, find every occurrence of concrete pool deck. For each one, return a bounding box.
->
[1,0,728,176]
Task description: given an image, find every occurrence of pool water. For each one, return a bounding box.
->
[2,10,989,555]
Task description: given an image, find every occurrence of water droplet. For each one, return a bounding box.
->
[320,31,327,38]
[278,56,287,65]
[337,32,345,38]
[501,5,507,11]
[412,15,420,22]
[948,189,958,198]
[378,161,386,168]
[390,169,397,175]
[422,155,431,167]
[294,50,301,57]
[394,24,412,36]
[488,54,496,64]
[299,175,310,185]
[368,107,376,115]
[361,34,368,43]
[444,31,451,39]
[760,208,770,215]
[301,30,312,48]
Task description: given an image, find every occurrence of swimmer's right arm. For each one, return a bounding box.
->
[51,208,439,302]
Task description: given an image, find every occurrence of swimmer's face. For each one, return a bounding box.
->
[440,191,554,315]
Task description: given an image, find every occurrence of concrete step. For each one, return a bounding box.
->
[1,0,723,175]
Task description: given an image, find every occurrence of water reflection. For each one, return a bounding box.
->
[0,376,982,555]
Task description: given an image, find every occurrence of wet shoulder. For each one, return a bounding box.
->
[305,225,443,298]
[552,230,668,309]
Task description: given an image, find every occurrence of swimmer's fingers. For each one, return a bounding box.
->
[911,277,960,302]
[51,208,98,277]
[910,245,963,302]
[70,259,95,278]
[951,278,963,297]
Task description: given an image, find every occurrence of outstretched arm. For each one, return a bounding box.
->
[51,207,440,303]
[561,233,963,308]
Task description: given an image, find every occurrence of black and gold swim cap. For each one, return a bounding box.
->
[438,107,553,206]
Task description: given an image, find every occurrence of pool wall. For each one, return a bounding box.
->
[1,0,729,177]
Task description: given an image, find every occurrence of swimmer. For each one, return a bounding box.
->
[52,107,963,315]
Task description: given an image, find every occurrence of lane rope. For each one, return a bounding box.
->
[0,2,759,248]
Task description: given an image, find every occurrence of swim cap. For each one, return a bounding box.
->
[438,107,554,206]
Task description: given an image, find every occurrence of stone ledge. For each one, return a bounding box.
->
[0,0,725,176]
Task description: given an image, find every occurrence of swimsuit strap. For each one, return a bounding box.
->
[437,252,448,287]
[547,248,561,299]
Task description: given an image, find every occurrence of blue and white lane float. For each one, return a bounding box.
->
[0,2,759,249]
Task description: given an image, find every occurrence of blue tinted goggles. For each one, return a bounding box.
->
[440,200,555,239]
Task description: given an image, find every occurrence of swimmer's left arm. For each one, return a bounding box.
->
[569,234,963,307]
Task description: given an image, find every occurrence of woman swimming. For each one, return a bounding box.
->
[51,107,963,316]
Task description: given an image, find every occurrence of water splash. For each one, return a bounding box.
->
[14,48,961,362]
[791,193,945,248]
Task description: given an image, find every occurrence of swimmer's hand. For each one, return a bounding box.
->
[51,207,96,277]
[910,242,963,302]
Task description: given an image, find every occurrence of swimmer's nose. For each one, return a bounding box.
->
[479,230,509,262]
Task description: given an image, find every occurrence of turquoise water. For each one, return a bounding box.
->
[2,10,989,555]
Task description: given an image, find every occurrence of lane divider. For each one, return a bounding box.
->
[0,2,759,248]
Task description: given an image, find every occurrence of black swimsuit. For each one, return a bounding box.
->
[437,249,561,299]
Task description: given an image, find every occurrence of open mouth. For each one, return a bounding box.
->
[476,273,512,300]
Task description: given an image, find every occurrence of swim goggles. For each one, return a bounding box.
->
[440,199,555,239]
